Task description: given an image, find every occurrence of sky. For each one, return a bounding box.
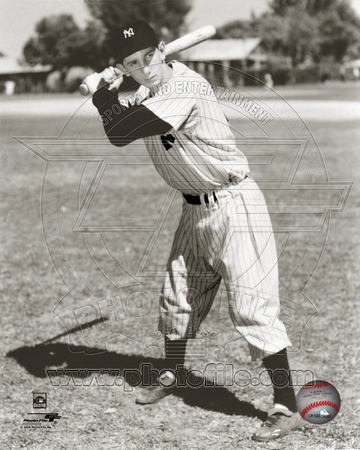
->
[1,0,360,60]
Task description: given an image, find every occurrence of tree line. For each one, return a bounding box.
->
[21,0,360,83]
[22,0,191,71]
[216,0,360,67]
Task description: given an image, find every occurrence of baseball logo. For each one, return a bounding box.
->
[296,380,341,424]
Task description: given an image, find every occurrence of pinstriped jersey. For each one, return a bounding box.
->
[132,61,250,195]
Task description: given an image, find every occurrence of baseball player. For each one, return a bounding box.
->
[87,20,303,441]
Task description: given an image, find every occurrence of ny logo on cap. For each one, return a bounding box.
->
[123,28,135,38]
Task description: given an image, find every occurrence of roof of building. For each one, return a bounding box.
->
[0,57,51,75]
[181,38,262,61]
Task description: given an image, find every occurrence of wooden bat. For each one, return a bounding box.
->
[79,25,216,96]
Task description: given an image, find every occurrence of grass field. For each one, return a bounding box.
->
[1,83,360,449]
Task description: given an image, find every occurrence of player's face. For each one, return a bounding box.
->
[118,43,168,88]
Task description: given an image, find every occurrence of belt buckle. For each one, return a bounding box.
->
[202,191,218,206]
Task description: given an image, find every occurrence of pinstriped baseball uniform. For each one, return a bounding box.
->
[93,60,292,360]
[132,62,250,194]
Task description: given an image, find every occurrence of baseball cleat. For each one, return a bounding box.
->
[252,406,305,441]
[135,385,174,405]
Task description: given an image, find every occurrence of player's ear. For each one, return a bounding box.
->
[157,41,166,62]
[116,62,131,77]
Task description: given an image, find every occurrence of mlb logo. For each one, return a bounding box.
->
[33,392,47,409]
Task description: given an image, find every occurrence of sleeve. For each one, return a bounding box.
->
[142,90,197,131]
[92,88,173,147]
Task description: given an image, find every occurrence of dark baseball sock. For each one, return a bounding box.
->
[262,348,297,413]
[164,337,187,371]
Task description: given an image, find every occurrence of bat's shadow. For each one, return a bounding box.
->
[7,341,266,420]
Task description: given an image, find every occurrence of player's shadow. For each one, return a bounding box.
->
[7,341,266,420]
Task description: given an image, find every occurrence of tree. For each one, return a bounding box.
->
[269,0,339,16]
[256,8,320,66]
[215,20,259,39]
[284,7,320,66]
[22,1,191,71]
[218,9,319,67]
[22,15,91,70]
[268,0,301,16]
[317,2,360,61]
[85,0,191,63]
[66,21,107,70]
[254,14,289,55]
[267,0,360,62]
[217,0,360,66]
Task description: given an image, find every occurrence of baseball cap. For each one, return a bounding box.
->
[114,20,159,63]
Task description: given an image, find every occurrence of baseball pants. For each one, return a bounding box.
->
[158,176,292,360]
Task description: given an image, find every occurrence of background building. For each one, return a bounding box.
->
[182,38,267,86]
[0,57,51,94]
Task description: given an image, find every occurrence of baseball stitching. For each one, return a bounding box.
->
[300,400,340,418]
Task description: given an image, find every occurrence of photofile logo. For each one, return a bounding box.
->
[22,412,62,429]
[21,392,61,428]
[33,391,47,409]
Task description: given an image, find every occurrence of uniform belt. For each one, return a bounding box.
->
[183,191,218,205]
[183,176,249,205]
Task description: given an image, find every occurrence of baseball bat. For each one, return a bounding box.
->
[79,25,216,96]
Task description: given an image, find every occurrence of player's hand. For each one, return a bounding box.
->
[83,67,123,95]
[106,67,124,94]
[101,66,122,82]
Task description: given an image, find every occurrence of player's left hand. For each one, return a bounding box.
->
[101,67,123,93]
[83,67,123,95]
[101,67,123,86]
